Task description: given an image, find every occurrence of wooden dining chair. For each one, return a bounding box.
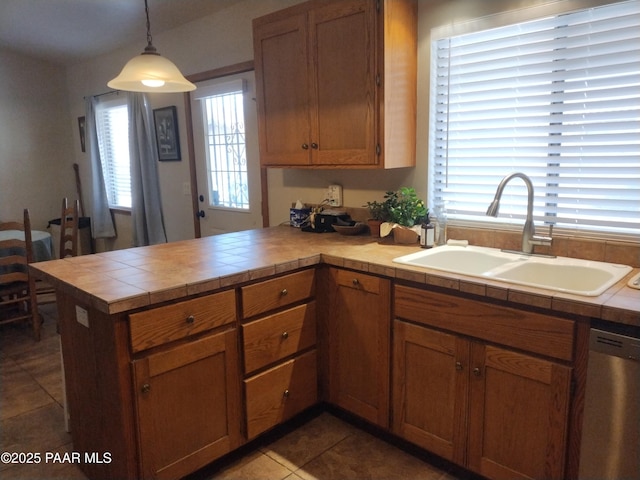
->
[0,209,41,341]
[37,198,80,306]
[59,198,79,259]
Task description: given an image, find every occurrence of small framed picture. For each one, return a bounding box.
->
[153,106,181,161]
[77,116,86,152]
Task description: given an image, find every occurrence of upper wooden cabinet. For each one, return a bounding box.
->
[253,0,417,168]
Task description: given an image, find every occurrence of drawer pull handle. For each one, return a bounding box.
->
[280,288,288,297]
[283,389,290,398]
[186,315,195,324]
[352,278,359,286]
[455,361,463,371]
[141,383,151,394]
[473,367,481,377]
[282,331,289,340]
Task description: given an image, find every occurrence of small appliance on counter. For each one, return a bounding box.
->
[302,208,350,233]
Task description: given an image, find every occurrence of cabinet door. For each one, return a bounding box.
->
[133,329,241,480]
[309,0,376,165]
[467,344,571,480]
[328,268,390,427]
[253,12,310,166]
[392,320,469,464]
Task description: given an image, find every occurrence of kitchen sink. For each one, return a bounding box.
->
[393,245,632,296]
[393,247,517,276]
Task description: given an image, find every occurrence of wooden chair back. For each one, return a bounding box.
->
[59,198,80,258]
[0,209,40,340]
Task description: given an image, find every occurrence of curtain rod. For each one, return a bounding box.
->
[83,90,121,100]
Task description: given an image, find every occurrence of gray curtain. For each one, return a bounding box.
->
[127,93,167,246]
[85,96,116,239]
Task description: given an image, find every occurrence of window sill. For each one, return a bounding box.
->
[110,207,131,216]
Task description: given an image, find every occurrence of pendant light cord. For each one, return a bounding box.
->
[145,0,152,47]
[142,0,157,54]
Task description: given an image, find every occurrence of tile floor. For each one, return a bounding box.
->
[1,305,470,480]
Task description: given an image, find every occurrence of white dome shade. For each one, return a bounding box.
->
[108,51,196,93]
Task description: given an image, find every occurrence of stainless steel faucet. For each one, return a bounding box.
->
[486,172,553,254]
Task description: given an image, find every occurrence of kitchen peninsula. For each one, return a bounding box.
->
[30,226,640,480]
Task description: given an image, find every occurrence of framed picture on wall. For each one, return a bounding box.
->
[153,106,181,161]
[78,116,86,152]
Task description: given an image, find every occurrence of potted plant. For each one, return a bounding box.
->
[382,187,428,243]
[364,200,388,237]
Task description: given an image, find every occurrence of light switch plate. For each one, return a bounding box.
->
[326,184,342,207]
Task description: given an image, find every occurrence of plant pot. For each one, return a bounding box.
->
[393,226,419,244]
[367,219,383,238]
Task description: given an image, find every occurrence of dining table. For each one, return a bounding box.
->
[0,229,53,267]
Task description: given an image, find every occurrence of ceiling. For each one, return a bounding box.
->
[0,0,242,66]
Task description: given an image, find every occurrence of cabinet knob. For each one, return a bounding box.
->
[455,361,463,371]
[283,389,290,398]
[302,143,309,150]
[311,142,318,149]
[473,367,481,377]
[352,278,359,286]
[186,315,195,324]
[282,331,289,340]
[141,383,151,394]
[280,288,288,297]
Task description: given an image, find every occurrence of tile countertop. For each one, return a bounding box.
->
[29,226,640,327]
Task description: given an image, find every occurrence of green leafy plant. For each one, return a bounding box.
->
[364,200,388,221]
[383,187,428,227]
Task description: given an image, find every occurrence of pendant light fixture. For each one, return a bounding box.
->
[108,0,196,92]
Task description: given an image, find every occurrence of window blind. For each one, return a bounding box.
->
[95,99,131,209]
[429,0,640,237]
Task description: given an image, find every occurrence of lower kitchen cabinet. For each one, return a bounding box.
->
[393,285,574,480]
[132,329,242,480]
[240,269,318,440]
[327,268,390,428]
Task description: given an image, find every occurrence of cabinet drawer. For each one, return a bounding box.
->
[394,285,575,361]
[242,301,316,374]
[129,290,236,353]
[241,269,315,318]
[244,349,317,439]
[333,268,382,294]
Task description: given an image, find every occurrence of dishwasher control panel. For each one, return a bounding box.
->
[590,328,640,361]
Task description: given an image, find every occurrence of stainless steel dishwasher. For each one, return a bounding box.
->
[579,321,640,480]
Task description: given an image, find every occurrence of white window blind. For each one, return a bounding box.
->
[195,80,249,210]
[429,0,640,237]
[95,98,131,209]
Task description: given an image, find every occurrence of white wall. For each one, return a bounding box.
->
[0,48,75,230]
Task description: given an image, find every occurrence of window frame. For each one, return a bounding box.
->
[193,79,251,212]
[94,96,132,211]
